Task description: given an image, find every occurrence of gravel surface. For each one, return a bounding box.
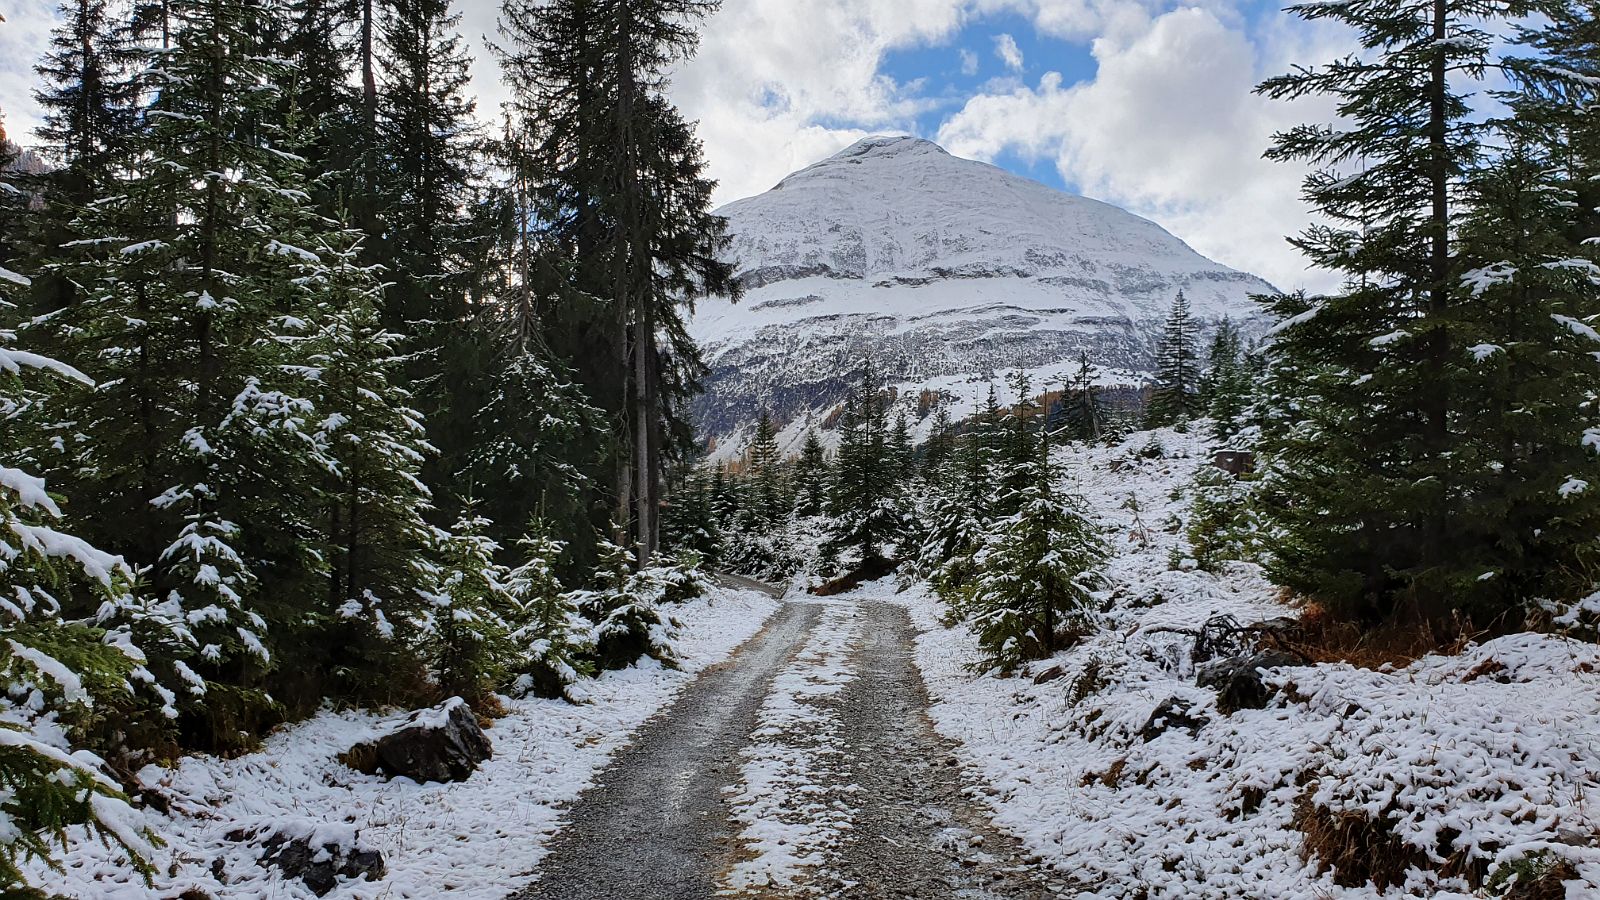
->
[509,601,821,900]
[508,598,1070,899]
[816,601,1074,899]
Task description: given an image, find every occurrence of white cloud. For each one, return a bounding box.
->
[994,33,1024,71]
[939,5,1350,292]
[663,0,981,205]
[0,1,61,143]
[959,47,980,76]
[5,0,1353,291]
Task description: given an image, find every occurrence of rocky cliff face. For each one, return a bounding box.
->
[688,136,1276,456]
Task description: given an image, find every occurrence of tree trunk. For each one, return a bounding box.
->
[1421,0,1452,606]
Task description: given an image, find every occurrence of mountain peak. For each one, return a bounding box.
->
[832,134,947,160]
[693,139,1277,459]
[773,135,949,190]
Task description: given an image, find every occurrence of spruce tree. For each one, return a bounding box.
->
[998,370,1040,508]
[1146,292,1201,427]
[662,466,722,562]
[495,0,736,565]
[21,0,142,316]
[277,0,363,220]
[289,257,438,705]
[462,349,605,555]
[889,410,914,483]
[823,360,905,568]
[1,258,156,894]
[1445,137,1600,611]
[745,411,783,527]
[373,0,482,341]
[1203,319,1251,441]
[967,436,1107,673]
[1254,0,1579,626]
[572,534,679,670]
[1064,351,1106,442]
[504,524,594,700]
[419,514,516,706]
[792,428,830,518]
[921,404,956,481]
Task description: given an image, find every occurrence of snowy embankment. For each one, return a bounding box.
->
[722,600,860,894]
[38,588,780,900]
[896,429,1600,899]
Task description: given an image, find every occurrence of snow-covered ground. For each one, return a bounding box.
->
[722,600,860,894]
[34,588,780,900]
[893,428,1600,899]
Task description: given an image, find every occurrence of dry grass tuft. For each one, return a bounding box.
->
[1293,790,1426,891]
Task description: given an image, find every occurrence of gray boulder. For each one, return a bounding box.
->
[1139,696,1210,742]
[348,697,492,783]
[1196,651,1307,714]
[227,819,385,896]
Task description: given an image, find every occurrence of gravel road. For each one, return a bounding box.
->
[509,601,821,900]
[819,601,1073,899]
[509,596,1069,899]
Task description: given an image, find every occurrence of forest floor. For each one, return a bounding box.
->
[513,595,1072,900]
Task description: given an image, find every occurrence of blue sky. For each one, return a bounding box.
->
[1,0,1356,290]
[878,12,1104,193]
[647,0,1354,291]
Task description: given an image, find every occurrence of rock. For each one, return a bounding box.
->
[1138,696,1209,742]
[227,820,385,897]
[1210,450,1256,476]
[1196,651,1308,714]
[1032,665,1066,685]
[348,697,492,783]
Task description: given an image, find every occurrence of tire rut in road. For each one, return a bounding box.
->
[820,600,1074,899]
[508,601,822,900]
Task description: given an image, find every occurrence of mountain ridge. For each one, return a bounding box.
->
[690,135,1276,458]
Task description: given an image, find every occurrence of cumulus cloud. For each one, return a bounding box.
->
[7,0,1352,289]
[938,5,1347,291]
[0,1,61,141]
[994,33,1024,71]
[959,47,980,76]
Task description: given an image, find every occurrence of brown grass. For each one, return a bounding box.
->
[339,742,380,776]
[1280,601,1494,670]
[1080,756,1128,789]
[1293,790,1427,891]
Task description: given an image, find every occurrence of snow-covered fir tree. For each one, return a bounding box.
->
[462,349,604,552]
[822,360,907,570]
[791,429,829,518]
[965,437,1107,673]
[287,252,439,705]
[418,514,516,706]
[1202,319,1251,441]
[1145,291,1202,428]
[1256,0,1600,627]
[503,524,593,700]
[744,411,784,528]
[571,535,679,671]
[0,259,155,894]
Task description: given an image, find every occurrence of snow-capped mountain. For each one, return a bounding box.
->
[689,135,1276,457]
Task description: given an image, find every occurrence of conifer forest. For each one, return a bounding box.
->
[2,0,1599,897]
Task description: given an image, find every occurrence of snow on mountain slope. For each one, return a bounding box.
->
[689,135,1277,458]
